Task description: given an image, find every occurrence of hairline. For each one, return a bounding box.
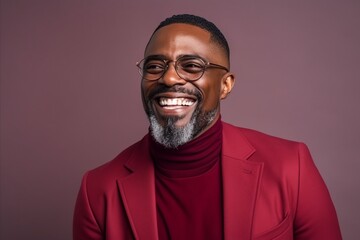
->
[144,22,229,63]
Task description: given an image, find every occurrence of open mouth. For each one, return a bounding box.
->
[158,97,195,108]
[153,95,197,117]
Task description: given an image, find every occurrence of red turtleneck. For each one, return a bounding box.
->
[149,118,223,240]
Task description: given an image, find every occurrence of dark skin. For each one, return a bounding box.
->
[141,23,235,139]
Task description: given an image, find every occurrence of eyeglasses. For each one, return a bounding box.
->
[136,55,229,81]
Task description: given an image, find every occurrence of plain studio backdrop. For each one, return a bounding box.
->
[1,0,359,239]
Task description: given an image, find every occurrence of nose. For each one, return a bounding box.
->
[158,62,187,86]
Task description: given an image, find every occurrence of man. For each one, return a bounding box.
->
[73,14,342,239]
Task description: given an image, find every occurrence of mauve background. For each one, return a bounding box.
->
[1,0,359,239]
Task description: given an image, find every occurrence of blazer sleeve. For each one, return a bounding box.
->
[294,143,342,240]
[73,172,103,240]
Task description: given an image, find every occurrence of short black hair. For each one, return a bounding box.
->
[150,14,230,60]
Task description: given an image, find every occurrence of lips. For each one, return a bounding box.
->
[158,97,195,107]
[145,85,201,120]
[151,92,198,118]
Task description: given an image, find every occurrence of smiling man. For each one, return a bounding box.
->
[140,20,233,148]
[73,14,342,240]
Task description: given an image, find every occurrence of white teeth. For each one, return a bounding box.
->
[159,98,195,106]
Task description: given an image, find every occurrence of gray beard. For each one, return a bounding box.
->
[148,108,217,149]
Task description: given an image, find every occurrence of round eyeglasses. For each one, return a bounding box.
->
[136,55,229,81]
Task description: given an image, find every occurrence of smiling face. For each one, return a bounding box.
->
[141,23,234,148]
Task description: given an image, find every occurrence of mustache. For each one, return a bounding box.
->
[148,85,202,100]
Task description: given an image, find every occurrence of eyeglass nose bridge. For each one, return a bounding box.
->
[160,59,185,83]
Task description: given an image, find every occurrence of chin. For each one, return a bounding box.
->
[153,109,192,126]
[147,108,218,148]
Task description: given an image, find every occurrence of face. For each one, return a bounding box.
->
[141,23,234,148]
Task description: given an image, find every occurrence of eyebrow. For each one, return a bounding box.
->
[145,54,167,60]
[145,54,205,61]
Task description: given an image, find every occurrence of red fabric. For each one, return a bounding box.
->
[73,122,342,240]
[149,119,223,239]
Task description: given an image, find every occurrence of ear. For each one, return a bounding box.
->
[220,73,235,100]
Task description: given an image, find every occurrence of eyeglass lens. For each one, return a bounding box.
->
[139,56,206,81]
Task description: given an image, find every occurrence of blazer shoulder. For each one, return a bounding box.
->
[83,135,149,190]
[222,122,310,178]
[223,121,301,152]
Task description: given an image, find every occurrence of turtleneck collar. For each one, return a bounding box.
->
[149,117,223,178]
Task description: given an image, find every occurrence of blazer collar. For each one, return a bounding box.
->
[117,135,159,240]
[222,122,264,240]
[117,122,263,240]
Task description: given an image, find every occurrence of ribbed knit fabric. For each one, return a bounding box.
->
[149,118,223,240]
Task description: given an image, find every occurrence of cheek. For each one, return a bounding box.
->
[141,81,153,100]
[196,81,222,111]
[141,81,155,111]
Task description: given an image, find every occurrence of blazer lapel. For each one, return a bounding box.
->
[116,124,263,240]
[222,123,264,240]
[117,136,159,240]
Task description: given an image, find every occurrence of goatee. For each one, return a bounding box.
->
[148,107,217,148]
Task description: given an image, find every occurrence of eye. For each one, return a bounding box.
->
[179,58,204,73]
[144,60,166,74]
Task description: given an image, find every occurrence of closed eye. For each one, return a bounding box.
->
[179,61,204,73]
[145,61,166,74]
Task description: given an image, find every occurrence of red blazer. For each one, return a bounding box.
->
[73,122,342,240]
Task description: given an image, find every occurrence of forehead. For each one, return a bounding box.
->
[145,23,223,60]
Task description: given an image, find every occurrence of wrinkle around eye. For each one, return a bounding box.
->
[180,64,204,73]
[145,63,166,73]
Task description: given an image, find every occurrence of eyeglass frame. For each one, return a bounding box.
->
[136,55,229,82]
